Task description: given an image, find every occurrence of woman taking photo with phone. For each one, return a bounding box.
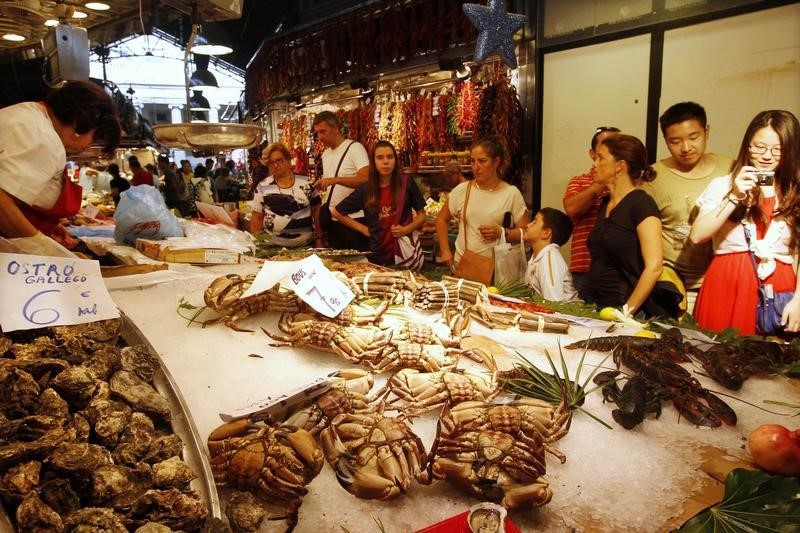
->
[690,110,800,335]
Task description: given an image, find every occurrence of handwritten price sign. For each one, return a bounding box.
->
[284,255,354,317]
[0,253,119,332]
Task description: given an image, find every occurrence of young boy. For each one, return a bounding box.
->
[524,208,580,302]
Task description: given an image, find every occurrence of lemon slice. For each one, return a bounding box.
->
[634,329,658,338]
[487,286,499,294]
[599,307,617,321]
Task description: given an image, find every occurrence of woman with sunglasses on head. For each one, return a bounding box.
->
[250,142,321,248]
[690,110,800,335]
[0,81,120,256]
[333,140,427,266]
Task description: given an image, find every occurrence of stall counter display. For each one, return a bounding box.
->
[104,264,797,532]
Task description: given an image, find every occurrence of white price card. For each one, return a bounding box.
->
[0,253,119,332]
[242,254,354,317]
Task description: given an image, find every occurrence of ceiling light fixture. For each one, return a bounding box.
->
[456,64,472,81]
[44,19,59,27]
[191,23,232,55]
[2,34,26,42]
[189,54,219,90]
[85,2,110,10]
[190,90,211,111]
[72,10,88,19]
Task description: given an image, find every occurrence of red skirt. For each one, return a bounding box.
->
[694,252,796,336]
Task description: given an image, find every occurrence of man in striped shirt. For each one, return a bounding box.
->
[562,126,619,299]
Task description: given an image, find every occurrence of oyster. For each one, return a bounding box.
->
[16,491,64,532]
[129,488,209,531]
[83,344,121,382]
[110,371,170,418]
[0,460,40,500]
[9,336,60,360]
[113,412,155,466]
[0,333,11,354]
[82,398,133,447]
[64,506,127,532]
[201,517,234,533]
[91,463,154,508]
[0,426,68,471]
[120,345,161,382]
[135,522,173,533]
[0,414,62,443]
[39,477,81,517]
[33,388,70,419]
[0,357,69,381]
[52,317,122,343]
[50,367,100,409]
[153,456,197,488]
[47,442,113,475]
[225,490,266,532]
[0,367,41,417]
[142,434,183,464]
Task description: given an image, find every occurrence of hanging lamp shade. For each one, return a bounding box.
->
[190,23,232,55]
[189,69,218,90]
[189,90,210,111]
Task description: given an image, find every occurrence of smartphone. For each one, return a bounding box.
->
[502,211,513,229]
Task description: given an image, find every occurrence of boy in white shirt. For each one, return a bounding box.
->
[525,208,580,302]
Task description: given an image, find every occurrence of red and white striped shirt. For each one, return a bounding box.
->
[563,168,603,273]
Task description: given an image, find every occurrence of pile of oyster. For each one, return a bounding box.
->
[0,318,212,531]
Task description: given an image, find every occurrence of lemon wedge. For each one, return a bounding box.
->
[634,329,658,338]
[487,286,499,294]
[599,307,617,321]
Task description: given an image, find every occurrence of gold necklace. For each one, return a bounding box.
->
[474,179,501,191]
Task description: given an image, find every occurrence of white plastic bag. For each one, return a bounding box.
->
[113,185,184,245]
[493,230,527,286]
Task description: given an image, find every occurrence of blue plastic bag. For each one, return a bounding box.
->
[113,185,184,245]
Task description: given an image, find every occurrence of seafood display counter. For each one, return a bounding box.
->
[105,265,799,532]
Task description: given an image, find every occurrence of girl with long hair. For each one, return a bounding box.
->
[690,110,800,334]
[333,140,427,266]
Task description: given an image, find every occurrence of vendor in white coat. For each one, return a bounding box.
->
[524,207,580,302]
[0,81,120,255]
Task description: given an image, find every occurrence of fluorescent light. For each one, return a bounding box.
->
[72,11,88,19]
[85,2,110,10]
[2,34,25,42]
[44,19,59,27]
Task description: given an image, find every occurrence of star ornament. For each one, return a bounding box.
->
[463,0,527,69]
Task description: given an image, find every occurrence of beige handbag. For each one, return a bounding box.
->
[453,181,494,286]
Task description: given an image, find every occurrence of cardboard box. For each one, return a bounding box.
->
[135,239,241,264]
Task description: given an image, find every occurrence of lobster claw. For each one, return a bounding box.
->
[672,390,737,427]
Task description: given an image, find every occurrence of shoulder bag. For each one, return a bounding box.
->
[318,141,354,227]
[743,223,796,334]
[393,175,424,271]
[453,181,494,286]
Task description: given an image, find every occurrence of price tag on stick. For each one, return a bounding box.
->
[284,255,354,317]
[0,253,120,332]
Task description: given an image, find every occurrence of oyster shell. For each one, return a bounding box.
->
[0,367,41,417]
[225,490,266,532]
[0,334,11,354]
[110,371,170,418]
[0,357,69,382]
[82,398,133,447]
[0,414,63,443]
[0,426,68,471]
[50,367,101,409]
[152,456,196,488]
[201,517,234,533]
[129,488,209,531]
[64,506,127,532]
[83,345,121,382]
[113,412,155,466]
[52,318,122,343]
[0,460,40,500]
[33,388,70,419]
[16,491,64,532]
[91,463,154,509]
[9,336,60,360]
[120,345,161,382]
[47,442,113,475]
[39,477,81,517]
[134,522,173,533]
[142,434,183,464]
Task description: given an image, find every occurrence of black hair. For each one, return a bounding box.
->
[591,127,621,150]
[659,102,707,135]
[107,163,121,178]
[312,110,339,128]
[45,81,121,153]
[365,140,401,215]
[471,135,509,177]
[538,207,573,246]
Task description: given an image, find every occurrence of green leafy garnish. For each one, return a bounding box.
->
[176,297,206,326]
[679,468,800,532]
[501,341,612,429]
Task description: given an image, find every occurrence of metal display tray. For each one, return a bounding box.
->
[0,316,221,530]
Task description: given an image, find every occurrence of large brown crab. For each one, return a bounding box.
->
[429,399,572,510]
[203,274,303,331]
[319,410,429,500]
[380,368,499,415]
[207,417,324,531]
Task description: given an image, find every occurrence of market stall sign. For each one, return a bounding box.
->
[0,252,119,332]
[242,254,354,317]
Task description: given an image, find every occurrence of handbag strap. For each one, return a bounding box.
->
[461,181,474,252]
[741,222,765,290]
[323,140,355,209]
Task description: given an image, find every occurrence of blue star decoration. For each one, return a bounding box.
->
[463,0,527,69]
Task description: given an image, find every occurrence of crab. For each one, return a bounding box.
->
[264,314,391,364]
[319,410,429,500]
[379,368,499,415]
[284,370,377,436]
[430,399,572,510]
[203,274,302,331]
[207,417,324,531]
[363,341,460,374]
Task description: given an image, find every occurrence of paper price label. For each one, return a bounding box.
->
[0,253,120,332]
[285,255,354,317]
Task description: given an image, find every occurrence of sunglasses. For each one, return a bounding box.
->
[594,126,621,134]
